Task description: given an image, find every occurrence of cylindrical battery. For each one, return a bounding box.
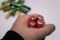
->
[20,5,31,14]
[11,8,17,16]
[10,2,23,7]
[36,20,44,28]
[17,11,21,16]
[29,16,37,21]
[3,7,11,12]
[10,2,17,7]
[8,0,15,2]
[0,3,10,10]
[37,15,44,20]
[17,0,25,4]
[5,9,13,19]
[28,21,36,28]
[2,0,15,5]
[2,2,8,5]
[11,10,16,16]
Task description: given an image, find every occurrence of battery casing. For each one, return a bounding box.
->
[36,20,44,28]
[28,15,44,28]
[28,21,36,28]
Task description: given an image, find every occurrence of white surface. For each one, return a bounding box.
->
[0,0,60,40]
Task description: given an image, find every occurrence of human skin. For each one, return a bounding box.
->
[11,14,55,40]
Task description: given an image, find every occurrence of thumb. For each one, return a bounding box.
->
[37,24,55,37]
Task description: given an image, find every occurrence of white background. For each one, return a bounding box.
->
[0,0,60,40]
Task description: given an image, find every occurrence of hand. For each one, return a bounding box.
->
[11,14,55,40]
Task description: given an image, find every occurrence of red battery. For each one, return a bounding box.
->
[28,15,44,28]
[37,15,44,20]
[28,21,36,28]
[29,16,37,21]
[36,20,44,28]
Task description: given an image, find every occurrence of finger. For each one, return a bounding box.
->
[38,24,55,37]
